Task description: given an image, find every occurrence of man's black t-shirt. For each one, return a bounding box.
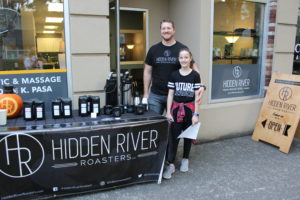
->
[145,41,187,95]
[168,70,201,103]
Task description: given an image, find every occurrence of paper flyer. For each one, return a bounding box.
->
[177,122,201,140]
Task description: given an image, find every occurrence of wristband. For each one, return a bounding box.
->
[193,113,199,117]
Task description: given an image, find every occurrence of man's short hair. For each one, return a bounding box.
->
[160,19,175,29]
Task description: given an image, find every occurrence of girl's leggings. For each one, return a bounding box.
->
[167,106,193,164]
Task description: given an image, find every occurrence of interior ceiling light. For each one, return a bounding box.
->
[48,3,63,12]
[45,17,63,23]
[44,25,58,29]
[225,36,240,43]
[43,30,55,34]
[126,44,135,49]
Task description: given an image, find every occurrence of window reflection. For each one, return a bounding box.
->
[0,0,65,71]
[211,0,265,100]
[213,0,263,65]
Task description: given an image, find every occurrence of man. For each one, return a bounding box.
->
[143,19,203,114]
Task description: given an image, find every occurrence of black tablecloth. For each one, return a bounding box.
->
[0,110,169,200]
[1,110,165,132]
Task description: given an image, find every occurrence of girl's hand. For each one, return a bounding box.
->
[166,112,174,122]
[192,116,199,125]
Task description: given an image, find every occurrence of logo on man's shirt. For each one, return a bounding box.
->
[156,50,177,64]
[164,50,171,57]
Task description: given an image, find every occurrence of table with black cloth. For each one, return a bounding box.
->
[0,110,169,200]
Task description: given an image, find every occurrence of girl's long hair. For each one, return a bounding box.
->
[179,48,195,68]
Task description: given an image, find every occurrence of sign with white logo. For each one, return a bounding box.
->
[252,73,300,153]
[0,118,168,200]
[0,70,68,110]
[0,133,45,178]
[212,64,260,100]
[232,65,242,78]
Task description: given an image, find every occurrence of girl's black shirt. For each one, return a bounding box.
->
[168,70,201,103]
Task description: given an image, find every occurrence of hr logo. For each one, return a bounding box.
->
[0,133,44,178]
[164,50,171,57]
[233,66,242,79]
[279,87,292,101]
[0,97,17,114]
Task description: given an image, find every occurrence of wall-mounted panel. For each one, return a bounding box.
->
[272,53,294,74]
[69,0,109,15]
[70,16,109,53]
[276,0,299,25]
[274,25,297,53]
[71,55,110,92]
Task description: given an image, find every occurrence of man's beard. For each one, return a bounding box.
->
[162,35,173,41]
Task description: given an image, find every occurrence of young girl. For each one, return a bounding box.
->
[163,48,201,179]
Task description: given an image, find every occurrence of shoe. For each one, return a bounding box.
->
[180,159,189,172]
[163,164,175,179]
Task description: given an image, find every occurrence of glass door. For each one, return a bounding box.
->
[109,7,148,95]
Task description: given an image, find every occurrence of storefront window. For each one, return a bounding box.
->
[293,8,300,75]
[0,0,65,71]
[0,0,68,107]
[212,0,265,100]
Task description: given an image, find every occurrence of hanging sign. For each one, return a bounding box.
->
[252,73,300,153]
[0,118,168,200]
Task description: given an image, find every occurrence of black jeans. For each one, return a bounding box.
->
[167,106,193,163]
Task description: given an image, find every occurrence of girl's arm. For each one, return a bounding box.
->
[196,86,205,105]
[192,89,200,125]
[166,89,174,122]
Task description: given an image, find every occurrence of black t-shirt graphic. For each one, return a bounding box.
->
[168,70,201,103]
[145,41,187,95]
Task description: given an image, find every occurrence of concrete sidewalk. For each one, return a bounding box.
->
[60,136,300,200]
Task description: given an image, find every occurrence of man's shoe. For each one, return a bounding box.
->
[180,159,189,172]
[163,164,175,179]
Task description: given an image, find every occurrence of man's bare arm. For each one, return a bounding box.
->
[192,63,200,74]
[143,63,152,98]
[191,63,205,104]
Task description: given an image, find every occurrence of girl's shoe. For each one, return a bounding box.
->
[163,164,175,179]
[180,159,189,172]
